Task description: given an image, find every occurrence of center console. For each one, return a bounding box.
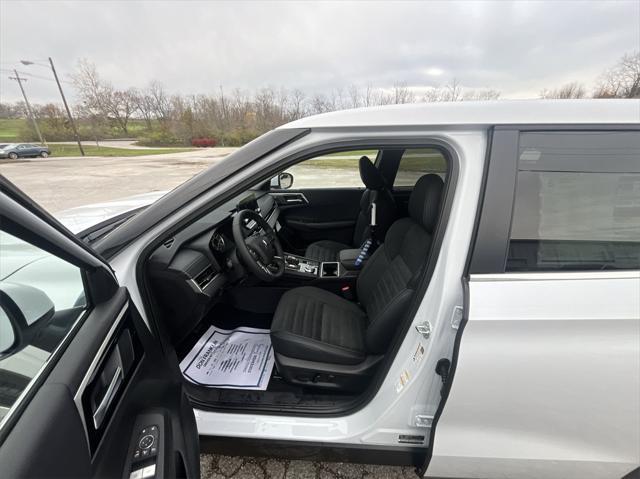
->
[283,251,366,280]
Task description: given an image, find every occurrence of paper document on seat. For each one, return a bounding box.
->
[180,325,274,390]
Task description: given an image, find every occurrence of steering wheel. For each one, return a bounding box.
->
[232,209,284,282]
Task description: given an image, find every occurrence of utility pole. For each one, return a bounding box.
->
[9,70,45,145]
[48,57,84,156]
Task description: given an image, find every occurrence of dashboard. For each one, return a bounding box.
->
[146,189,280,342]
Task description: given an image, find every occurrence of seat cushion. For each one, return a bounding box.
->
[271,287,367,365]
[304,240,350,262]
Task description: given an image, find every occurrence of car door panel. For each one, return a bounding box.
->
[276,187,363,250]
[426,272,640,479]
[424,128,640,479]
[0,178,199,478]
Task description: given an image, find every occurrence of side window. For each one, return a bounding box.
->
[507,131,640,272]
[394,148,447,188]
[280,150,378,189]
[0,231,88,423]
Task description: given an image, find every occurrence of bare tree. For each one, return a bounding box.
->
[347,84,361,108]
[148,81,172,123]
[594,51,640,98]
[392,82,415,104]
[463,88,501,101]
[73,59,110,117]
[107,89,137,134]
[309,93,332,114]
[288,89,307,120]
[131,88,155,129]
[540,82,586,99]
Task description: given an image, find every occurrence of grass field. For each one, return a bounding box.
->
[48,144,195,157]
[0,118,155,143]
[0,119,24,142]
[306,149,447,172]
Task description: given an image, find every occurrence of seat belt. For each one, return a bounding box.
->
[355,192,378,267]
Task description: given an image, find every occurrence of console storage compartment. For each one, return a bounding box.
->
[320,262,340,278]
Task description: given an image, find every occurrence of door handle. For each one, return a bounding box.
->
[93,365,123,429]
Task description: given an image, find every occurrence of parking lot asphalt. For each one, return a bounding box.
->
[200,454,417,479]
[0,148,237,212]
[0,150,414,478]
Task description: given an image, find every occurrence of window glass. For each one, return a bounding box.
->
[394,148,447,187]
[507,131,640,272]
[281,150,377,189]
[0,231,87,423]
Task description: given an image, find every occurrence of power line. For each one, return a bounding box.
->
[8,70,45,145]
[0,68,74,84]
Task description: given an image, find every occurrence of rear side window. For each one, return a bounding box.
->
[506,131,640,272]
[394,148,447,187]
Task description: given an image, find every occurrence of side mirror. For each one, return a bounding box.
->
[270,172,294,190]
[0,282,55,360]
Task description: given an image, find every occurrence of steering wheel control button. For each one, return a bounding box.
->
[139,434,155,449]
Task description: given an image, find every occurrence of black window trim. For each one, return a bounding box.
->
[469,124,640,275]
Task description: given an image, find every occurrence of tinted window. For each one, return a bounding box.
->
[507,131,640,272]
[394,148,447,187]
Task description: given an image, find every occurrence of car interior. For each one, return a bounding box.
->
[144,146,449,414]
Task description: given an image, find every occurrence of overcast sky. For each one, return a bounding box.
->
[1,0,638,104]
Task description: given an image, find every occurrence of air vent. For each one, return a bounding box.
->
[194,265,216,290]
[163,238,175,248]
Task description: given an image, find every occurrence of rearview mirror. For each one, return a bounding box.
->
[0,282,55,360]
[270,172,294,190]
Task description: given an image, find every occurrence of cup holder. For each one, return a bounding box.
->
[320,262,339,278]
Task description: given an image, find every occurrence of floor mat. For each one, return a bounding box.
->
[180,325,274,390]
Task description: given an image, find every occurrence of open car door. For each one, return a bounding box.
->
[0,177,200,479]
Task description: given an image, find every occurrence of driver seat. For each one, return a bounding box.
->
[270,174,444,391]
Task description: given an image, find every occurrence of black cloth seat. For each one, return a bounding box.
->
[271,174,444,389]
[304,156,397,262]
[270,287,367,365]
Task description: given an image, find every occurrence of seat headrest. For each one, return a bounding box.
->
[408,174,444,232]
[359,156,386,191]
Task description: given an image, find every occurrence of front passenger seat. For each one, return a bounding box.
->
[304,156,397,262]
[271,174,444,391]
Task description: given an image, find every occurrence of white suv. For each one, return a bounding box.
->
[0,100,638,479]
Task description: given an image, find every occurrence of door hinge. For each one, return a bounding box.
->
[450,306,463,330]
[415,321,432,339]
[414,414,434,428]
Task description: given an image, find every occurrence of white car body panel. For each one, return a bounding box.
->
[56,191,167,234]
[428,271,640,479]
[109,128,486,450]
[282,99,640,129]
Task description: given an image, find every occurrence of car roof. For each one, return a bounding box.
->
[280,99,640,129]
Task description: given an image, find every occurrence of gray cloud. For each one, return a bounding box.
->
[1,0,638,103]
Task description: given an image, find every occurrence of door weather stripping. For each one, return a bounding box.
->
[415,321,432,339]
[450,306,463,330]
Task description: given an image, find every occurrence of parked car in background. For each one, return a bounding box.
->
[0,143,50,159]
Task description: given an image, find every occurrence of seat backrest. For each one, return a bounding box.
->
[352,156,397,247]
[356,174,444,354]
